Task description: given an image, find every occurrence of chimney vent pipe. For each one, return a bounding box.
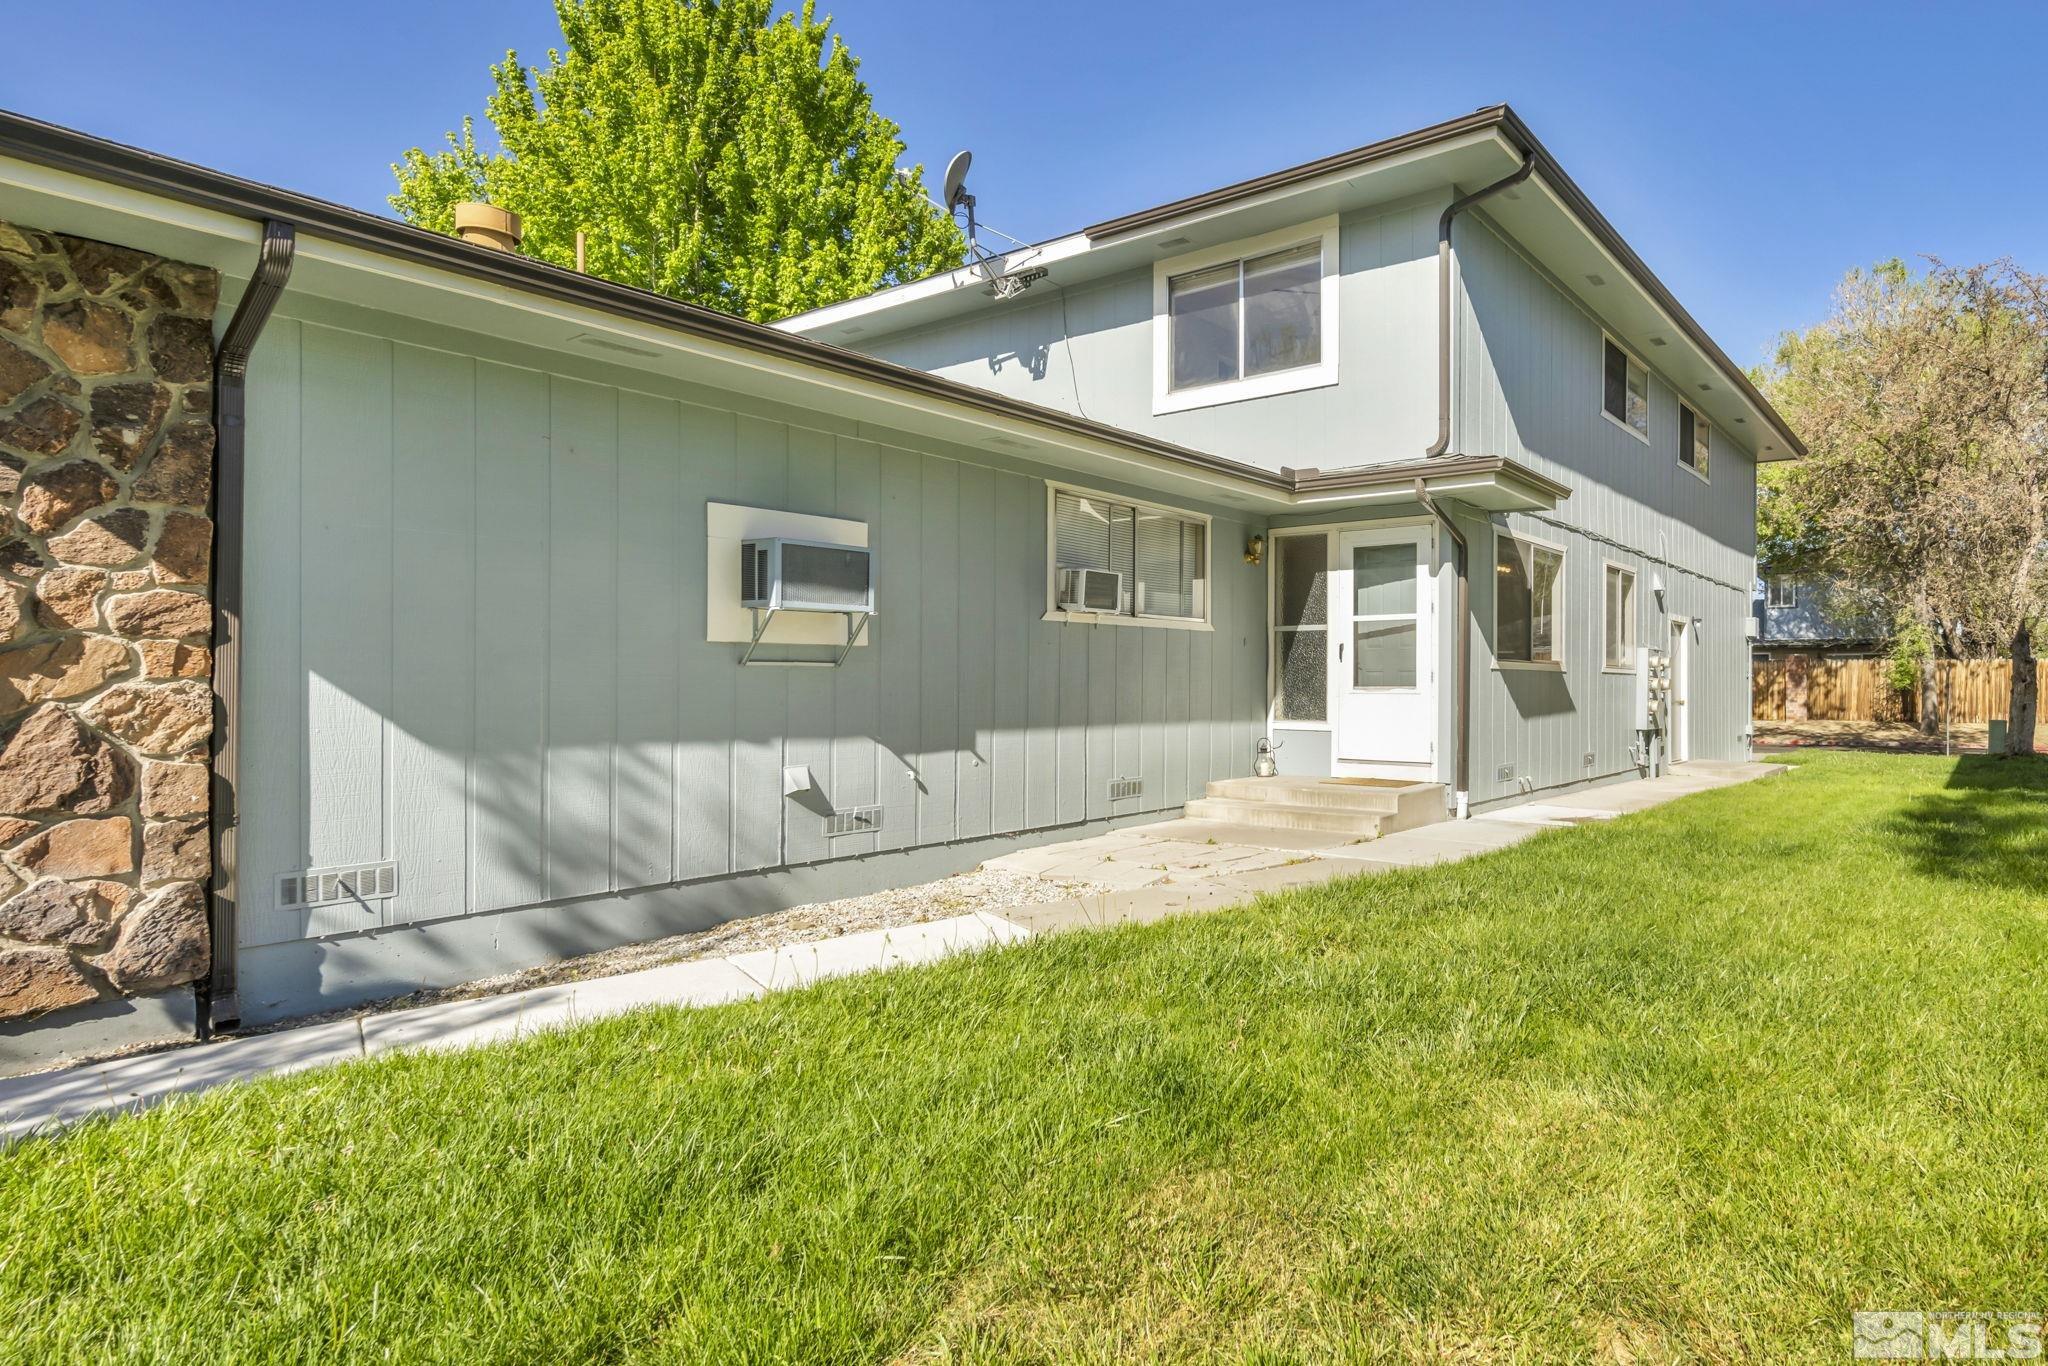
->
[453,202,521,252]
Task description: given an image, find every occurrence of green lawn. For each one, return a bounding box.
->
[5,753,2047,1361]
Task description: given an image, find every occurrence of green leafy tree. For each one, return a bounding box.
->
[1759,259,2048,749]
[391,0,964,321]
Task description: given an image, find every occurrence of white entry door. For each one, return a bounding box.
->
[1333,526,1435,770]
[1668,616,1692,763]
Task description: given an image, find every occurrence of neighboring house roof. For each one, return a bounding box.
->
[1754,572,1887,647]
[0,107,1564,516]
[778,104,1805,464]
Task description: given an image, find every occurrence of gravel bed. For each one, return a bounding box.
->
[229,865,1108,1038]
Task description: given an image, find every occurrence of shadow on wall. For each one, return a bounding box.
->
[1886,756,2048,897]
[1498,665,1575,720]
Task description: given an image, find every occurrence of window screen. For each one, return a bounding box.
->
[1603,339,1649,437]
[1052,489,1205,621]
[1604,564,1636,668]
[1168,263,1241,390]
[1680,404,1709,477]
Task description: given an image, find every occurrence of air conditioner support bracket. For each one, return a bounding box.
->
[740,608,870,668]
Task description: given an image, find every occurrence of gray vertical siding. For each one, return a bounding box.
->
[237,313,1266,958]
[845,186,1765,803]
[1450,212,1760,800]
[859,193,1447,474]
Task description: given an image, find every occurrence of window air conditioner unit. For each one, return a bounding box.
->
[1057,567,1122,613]
[739,538,875,614]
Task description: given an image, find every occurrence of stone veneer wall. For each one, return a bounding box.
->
[0,222,219,1025]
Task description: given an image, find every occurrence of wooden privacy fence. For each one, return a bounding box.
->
[1752,658,2037,723]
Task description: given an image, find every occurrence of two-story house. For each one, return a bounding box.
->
[782,106,1799,798]
[0,104,1801,1067]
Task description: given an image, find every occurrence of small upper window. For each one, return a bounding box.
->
[1153,219,1338,414]
[1496,533,1564,665]
[1679,402,1710,479]
[1603,338,1649,440]
[1050,488,1207,623]
[1604,563,1637,669]
[1767,578,1798,609]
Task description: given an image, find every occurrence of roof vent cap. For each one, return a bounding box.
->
[454,202,522,253]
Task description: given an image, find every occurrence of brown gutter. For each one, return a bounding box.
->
[0,110,1293,500]
[0,109,1665,504]
[1288,453,1568,503]
[1081,104,1802,460]
[204,220,294,1033]
[1084,106,1516,241]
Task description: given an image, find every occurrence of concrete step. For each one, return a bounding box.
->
[1182,797,1385,836]
[1200,777,1447,834]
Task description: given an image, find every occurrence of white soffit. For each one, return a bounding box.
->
[777,130,1518,344]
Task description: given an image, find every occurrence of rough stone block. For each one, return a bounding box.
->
[100,881,208,994]
[12,816,134,879]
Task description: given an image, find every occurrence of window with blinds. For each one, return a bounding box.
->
[1051,488,1207,622]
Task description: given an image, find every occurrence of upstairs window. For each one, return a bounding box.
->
[1050,487,1208,624]
[1679,402,1710,479]
[1153,218,1338,414]
[1766,577,1798,609]
[1602,337,1650,441]
[1495,533,1564,665]
[1169,243,1322,390]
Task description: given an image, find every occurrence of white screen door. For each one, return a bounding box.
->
[1333,526,1434,769]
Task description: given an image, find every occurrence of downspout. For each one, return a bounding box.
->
[1426,152,1536,460]
[204,220,296,1035]
[1414,479,1469,819]
[1421,152,1534,819]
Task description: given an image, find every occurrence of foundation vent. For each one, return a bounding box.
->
[276,861,400,911]
[1109,776,1143,802]
[824,806,884,837]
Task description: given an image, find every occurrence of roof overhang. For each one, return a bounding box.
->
[0,109,1569,521]
[778,105,1804,463]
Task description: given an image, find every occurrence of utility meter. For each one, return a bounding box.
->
[1634,646,1672,732]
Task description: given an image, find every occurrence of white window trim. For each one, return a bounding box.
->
[1766,577,1798,610]
[1601,558,1638,673]
[1492,527,1567,671]
[1679,401,1711,483]
[1600,333,1652,445]
[1042,481,1214,631]
[1152,216,1340,416]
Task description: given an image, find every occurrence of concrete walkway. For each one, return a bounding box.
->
[0,760,1782,1142]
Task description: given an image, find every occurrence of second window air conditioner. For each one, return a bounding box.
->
[1057,567,1122,613]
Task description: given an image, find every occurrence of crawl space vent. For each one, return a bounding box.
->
[276,861,400,911]
[1108,777,1143,802]
[824,806,883,837]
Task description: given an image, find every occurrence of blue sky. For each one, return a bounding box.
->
[9,1,2044,366]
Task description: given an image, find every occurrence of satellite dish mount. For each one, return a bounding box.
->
[939,148,1040,300]
[941,149,981,259]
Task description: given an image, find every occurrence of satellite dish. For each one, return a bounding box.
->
[941,150,973,213]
